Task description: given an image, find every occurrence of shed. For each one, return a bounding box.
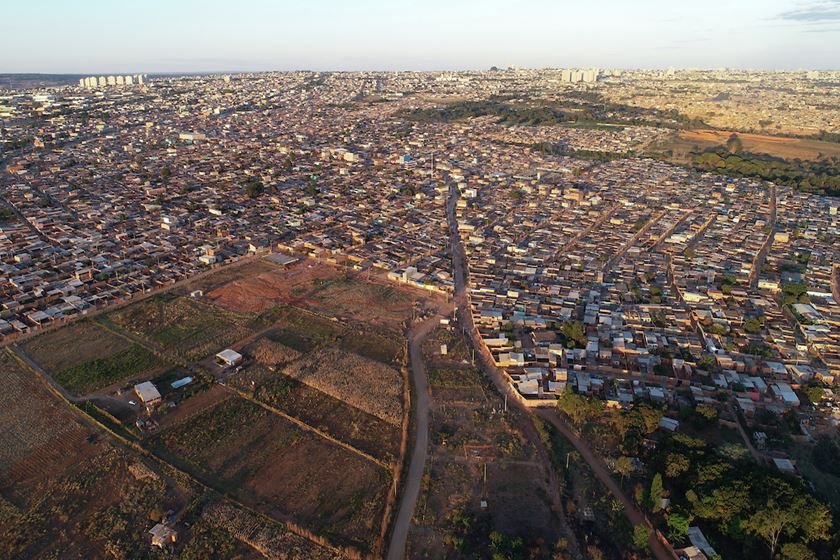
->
[216,349,243,367]
[134,382,161,406]
[149,523,177,548]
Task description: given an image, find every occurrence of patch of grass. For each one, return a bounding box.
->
[55,345,162,394]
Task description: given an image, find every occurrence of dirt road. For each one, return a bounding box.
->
[386,314,442,560]
[447,185,670,560]
[536,409,672,560]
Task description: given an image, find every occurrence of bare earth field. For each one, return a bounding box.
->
[150,394,390,553]
[207,259,339,313]
[666,129,840,161]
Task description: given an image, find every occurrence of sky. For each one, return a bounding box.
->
[2,0,839,73]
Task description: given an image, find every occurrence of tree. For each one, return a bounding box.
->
[632,524,650,551]
[649,473,664,513]
[743,484,831,559]
[244,179,264,198]
[557,385,603,429]
[801,385,823,405]
[665,453,690,478]
[615,456,634,482]
[779,543,817,560]
[489,531,524,560]
[637,405,663,435]
[695,404,719,424]
[726,133,743,154]
[560,320,587,348]
[666,513,690,543]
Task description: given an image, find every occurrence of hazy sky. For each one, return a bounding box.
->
[2,0,839,73]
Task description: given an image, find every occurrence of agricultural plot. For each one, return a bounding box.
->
[107,293,256,361]
[230,357,402,464]
[19,320,167,395]
[149,395,391,553]
[0,351,198,559]
[19,319,132,373]
[269,307,405,365]
[283,347,404,426]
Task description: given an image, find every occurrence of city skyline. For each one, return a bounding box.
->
[3,0,840,73]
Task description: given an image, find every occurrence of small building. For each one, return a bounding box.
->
[216,349,243,367]
[149,523,177,548]
[134,382,162,406]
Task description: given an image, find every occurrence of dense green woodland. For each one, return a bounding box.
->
[555,388,839,559]
[692,148,840,198]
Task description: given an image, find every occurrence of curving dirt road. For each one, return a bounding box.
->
[386,314,441,560]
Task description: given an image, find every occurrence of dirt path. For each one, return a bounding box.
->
[446,185,582,559]
[535,409,672,560]
[749,183,777,289]
[387,313,441,560]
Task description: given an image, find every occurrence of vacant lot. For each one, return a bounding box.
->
[662,129,840,162]
[309,273,418,329]
[283,347,404,426]
[407,330,560,559]
[150,395,390,553]
[207,260,338,313]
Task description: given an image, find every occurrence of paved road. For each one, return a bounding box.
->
[536,409,672,560]
[386,314,441,560]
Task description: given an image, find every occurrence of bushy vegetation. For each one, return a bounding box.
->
[692,146,840,197]
[401,101,573,126]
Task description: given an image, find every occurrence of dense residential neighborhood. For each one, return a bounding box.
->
[1,68,839,560]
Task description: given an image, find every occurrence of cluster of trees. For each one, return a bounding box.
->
[649,432,835,559]
[805,130,840,144]
[242,178,264,198]
[532,141,633,161]
[557,386,663,457]
[401,101,574,126]
[441,506,526,559]
[692,148,840,198]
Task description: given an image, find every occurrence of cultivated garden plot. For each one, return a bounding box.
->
[149,394,391,554]
[19,319,165,394]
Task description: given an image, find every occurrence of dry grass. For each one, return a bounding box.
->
[666,129,840,161]
[253,338,302,366]
[283,348,404,426]
[19,320,132,373]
